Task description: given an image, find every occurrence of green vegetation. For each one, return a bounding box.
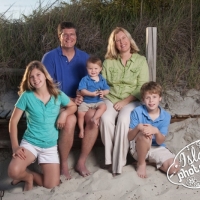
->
[0,0,200,91]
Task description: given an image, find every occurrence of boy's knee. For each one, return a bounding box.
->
[136,133,150,143]
[161,158,179,174]
[168,159,180,174]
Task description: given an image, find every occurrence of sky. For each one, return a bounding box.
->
[0,0,68,19]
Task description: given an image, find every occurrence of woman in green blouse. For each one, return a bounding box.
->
[100,27,149,175]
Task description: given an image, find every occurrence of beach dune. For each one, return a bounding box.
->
[0,89,200,200]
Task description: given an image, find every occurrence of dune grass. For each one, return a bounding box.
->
[0,0,200,92]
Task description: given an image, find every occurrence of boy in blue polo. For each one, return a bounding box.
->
[128,81,179,178]
[78,56,109,138]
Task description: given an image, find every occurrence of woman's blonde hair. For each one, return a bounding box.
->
[105,27,140,59]
[18,60,60,98]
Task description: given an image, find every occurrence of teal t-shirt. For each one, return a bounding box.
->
[15,90,70,148]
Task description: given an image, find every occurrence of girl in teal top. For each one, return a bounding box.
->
[8,61,77,191]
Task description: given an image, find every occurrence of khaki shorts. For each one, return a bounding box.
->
[20,139,60,164]
[78,101,105,112]
[129,139,175,169]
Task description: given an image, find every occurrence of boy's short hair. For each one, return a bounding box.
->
[87,56,102,68]
[141,81,162,99]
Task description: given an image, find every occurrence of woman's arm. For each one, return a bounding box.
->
[113,95,136,111]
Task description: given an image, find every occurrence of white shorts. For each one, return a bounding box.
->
[130,139,175,169]
[20,139,60,164]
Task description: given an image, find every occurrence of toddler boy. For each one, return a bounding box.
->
[77,56,109,138]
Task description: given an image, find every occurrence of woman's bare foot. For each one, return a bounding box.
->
[136,163,147,178]
[91,117,99,126]
[106,164,112,173]
[79,130,84,138]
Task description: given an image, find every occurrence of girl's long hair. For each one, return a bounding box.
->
[18,60,60,98]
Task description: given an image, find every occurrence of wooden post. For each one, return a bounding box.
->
[146,27,157,82]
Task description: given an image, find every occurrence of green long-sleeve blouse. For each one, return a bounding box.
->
[102,53,149,104]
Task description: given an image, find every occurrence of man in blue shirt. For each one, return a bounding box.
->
[42,22,99,178]
[128,81,179,178]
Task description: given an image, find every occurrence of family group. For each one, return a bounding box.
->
[7,22,179,191]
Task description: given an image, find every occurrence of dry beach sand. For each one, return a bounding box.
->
[0,89,200,200]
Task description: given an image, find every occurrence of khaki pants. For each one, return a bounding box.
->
[100,98,140,174]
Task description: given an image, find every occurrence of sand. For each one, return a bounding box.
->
[0,89,200,200]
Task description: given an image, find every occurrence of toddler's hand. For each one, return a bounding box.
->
[98,90,104,98]
[92,91,100,97]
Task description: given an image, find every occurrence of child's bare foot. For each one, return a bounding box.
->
[79,130,84,138]
[91,117,99,126]
[11,179,23,185]
[137,163,147,178]
[24,173,33,191]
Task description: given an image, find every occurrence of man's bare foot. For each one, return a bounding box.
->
[91,117,99,126]
[75,163,91,177]
[61,162,71,180]
[137,163,147,178]
[79,130,84,138]
[24,173,33,191]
